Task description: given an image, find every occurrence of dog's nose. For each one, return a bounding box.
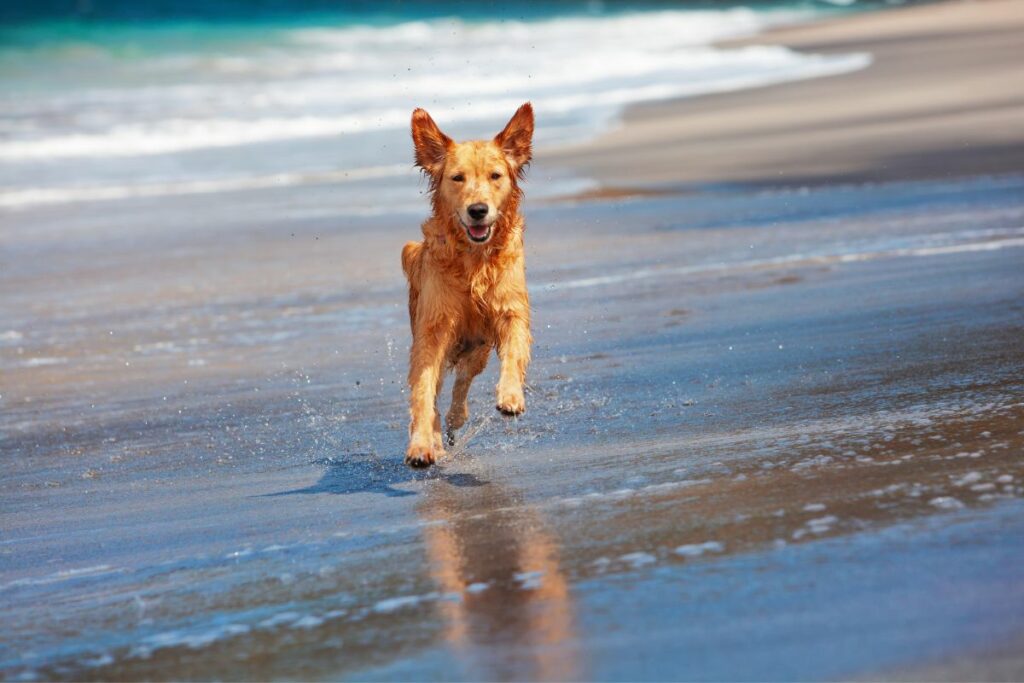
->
[467,203,489,221]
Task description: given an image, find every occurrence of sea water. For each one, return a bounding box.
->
[0,1,873,213]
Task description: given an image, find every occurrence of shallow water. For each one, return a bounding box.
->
[2,171,1023,679]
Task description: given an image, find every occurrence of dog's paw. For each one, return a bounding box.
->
[496,385,526,416]
[405,443,438,468]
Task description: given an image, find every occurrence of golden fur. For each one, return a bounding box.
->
[401,103,535,467]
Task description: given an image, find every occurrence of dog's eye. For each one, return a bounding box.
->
[451,174,465,183]
[490,172,502,180]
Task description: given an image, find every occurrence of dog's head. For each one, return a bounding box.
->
[411,103,533,246]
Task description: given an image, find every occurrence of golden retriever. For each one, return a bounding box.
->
[401,103,534,467]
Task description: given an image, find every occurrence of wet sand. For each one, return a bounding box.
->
[3,2,1024,681]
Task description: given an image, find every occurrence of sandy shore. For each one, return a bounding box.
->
[548,0,1024,187]
[2,2,1024,680]
[6,175,1024,680]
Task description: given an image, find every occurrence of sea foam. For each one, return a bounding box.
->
[0,8,868,209]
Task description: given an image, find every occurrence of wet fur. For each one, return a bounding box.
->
[402,103,535,467]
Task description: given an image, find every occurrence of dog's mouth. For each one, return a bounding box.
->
[460,219,494,244]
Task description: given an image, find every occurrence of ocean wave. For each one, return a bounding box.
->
[0,165,413,208]
[0,165,597,209]
[0,9,868,163]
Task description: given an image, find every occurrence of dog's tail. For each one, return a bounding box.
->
[401,241,422,331]
[401,241,422,282]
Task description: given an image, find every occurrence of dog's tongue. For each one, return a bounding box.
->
[468,224,489,239]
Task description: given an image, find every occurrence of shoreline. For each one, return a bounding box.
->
[544,0,1024,190]
[4,3,1024,680]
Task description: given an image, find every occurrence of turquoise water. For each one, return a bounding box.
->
[0,1,875,213]
[3,0,885,25]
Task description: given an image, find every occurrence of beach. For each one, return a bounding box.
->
[551,0,1024,186]
[2,1,1024,680]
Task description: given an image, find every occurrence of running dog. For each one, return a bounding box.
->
[401,103,534,467]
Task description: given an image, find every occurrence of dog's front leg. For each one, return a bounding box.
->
[406,319,454,467]
[494,308,531,416]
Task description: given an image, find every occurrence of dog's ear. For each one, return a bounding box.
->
[411,108,452,176]
[495,102,534,174]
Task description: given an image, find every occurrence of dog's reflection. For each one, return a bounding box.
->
[418,474,580,681]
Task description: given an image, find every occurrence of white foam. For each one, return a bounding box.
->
[372,594,428,613]
[21,357,67,367]
[953,472,983,487]
[0,564,118,591]
[547,228,1024,291]
[143,623,250,651]
[0,10,867,164]
[0,165,413,209]
[514,570,545,590]
[258,612,301,628]
[0,114,415,161]
[838,237,1024,261]
[550,477,711,510]
[621,551,658,568]
[292,615,324,629]
[806,515,839,534]
[83,654,114,668]
[674,541,725,557]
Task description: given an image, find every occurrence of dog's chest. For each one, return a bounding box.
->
[455,271,502,332]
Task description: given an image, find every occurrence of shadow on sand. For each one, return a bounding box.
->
[262,453,489,498]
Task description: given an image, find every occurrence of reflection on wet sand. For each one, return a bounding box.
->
[419,472,580,681]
